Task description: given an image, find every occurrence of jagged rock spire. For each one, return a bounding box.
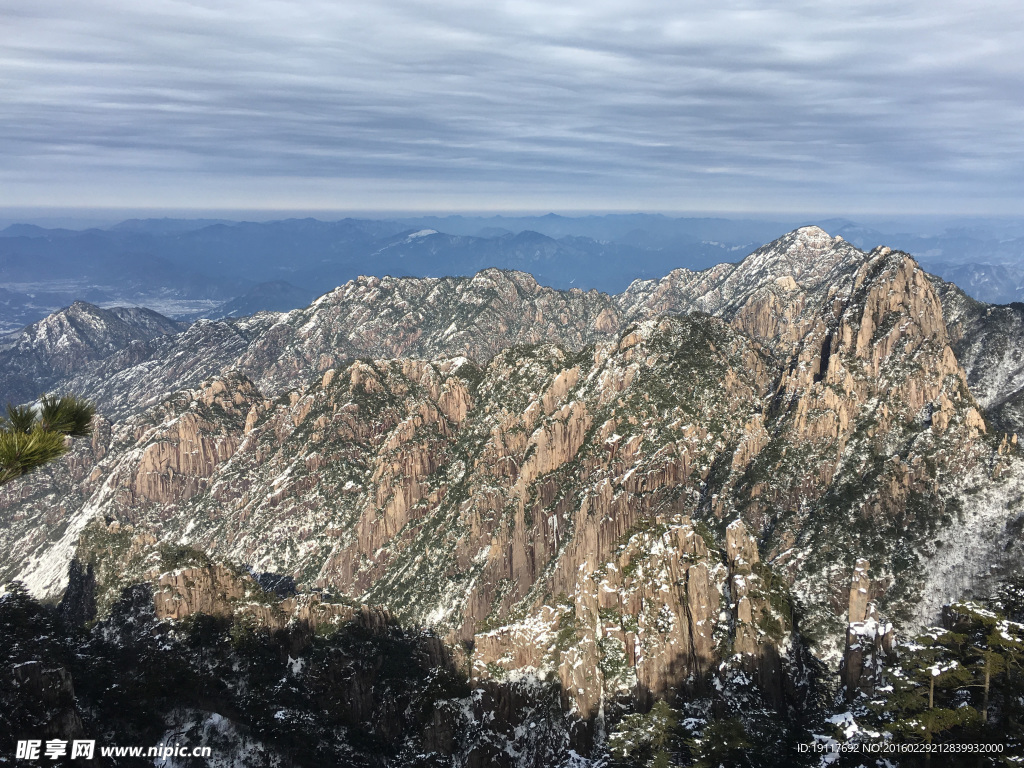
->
[841,559,894,699]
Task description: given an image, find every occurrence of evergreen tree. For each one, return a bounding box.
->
[608,700,684,767]
[686,717,752,768]
[946,602,1024,746]
[885,627,977,744]
[0,394,95,485]
[844,602,1024,762]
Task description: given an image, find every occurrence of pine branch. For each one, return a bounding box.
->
[0,428,69,483]
[4,404,36,434]
[0,394,96,486]
[37,394,96,437]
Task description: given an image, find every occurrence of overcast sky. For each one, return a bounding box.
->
[1,0,1021,214]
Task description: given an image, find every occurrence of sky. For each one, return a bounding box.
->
[1,0,1022,215]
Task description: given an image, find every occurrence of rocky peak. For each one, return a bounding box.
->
[840,559,894,699]
[729,225,850,284]
[13,301,181,360]
[3,226,1024,760]
[0,301,183,405]
[230,267,623,395]
[613,226,870,354]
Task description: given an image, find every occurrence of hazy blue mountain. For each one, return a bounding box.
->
[2,213,1024,331]
[0,224,90,239]
[393,212,800,245]
[203,281,319,319]
[928,261,1024,305]
[106,217,238,234]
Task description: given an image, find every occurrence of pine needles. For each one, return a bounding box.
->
[0,394,96,485]
[37,394,96,437]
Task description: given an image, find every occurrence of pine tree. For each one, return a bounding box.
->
[885,627,978,746]
[608,700,684,767]
[0,395,95,485]
[686,717,752,768]
[946,602,1024,740]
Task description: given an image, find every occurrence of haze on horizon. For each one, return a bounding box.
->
[2,0,1022,216]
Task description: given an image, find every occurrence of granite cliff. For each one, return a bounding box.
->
[2,226,1022,765]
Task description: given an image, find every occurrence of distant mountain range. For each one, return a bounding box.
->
[3,226,1024,764]
[3,213,1022,333]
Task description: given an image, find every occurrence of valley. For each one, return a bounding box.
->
[2,226,1023,765]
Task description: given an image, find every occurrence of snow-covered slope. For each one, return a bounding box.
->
[2,225,1020,679]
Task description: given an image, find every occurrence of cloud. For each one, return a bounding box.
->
[0,0,1021,212]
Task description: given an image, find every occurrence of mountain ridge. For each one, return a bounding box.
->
[2,226,1016,627]
[3,224,1023,764]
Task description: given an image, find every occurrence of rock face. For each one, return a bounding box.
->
[935,277,1024,436]
[840,559,894,699]
[152,564,248,619]
[116,373,258,506]
[2,226,1022,748]
[10,661,84,741]
[151,562,374,633]
[0,301,183,406]
[474,517,725,711]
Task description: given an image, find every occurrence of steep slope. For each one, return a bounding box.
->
[26,318,805,729]
[58,315,278,420]
[0,302,183,405]
[230,268,624,396]
[1,226,1021,747]
[934,276,1024,435]
[617,225,864,331]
